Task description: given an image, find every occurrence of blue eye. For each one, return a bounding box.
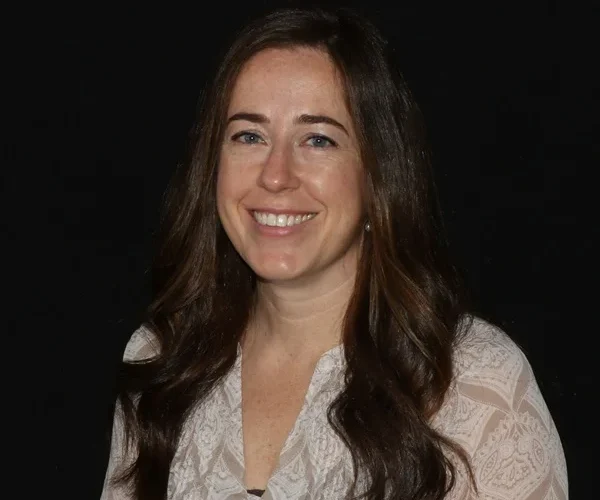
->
[232,132,263,144]
[307,135,336,148]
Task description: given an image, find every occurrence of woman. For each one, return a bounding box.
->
[101,6,567,500]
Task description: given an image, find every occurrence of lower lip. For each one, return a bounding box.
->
[249,212,314,236]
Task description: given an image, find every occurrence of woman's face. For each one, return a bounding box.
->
[217,47,364,286]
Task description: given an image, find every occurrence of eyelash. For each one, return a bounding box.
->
[230,131,263,145]
[230,131,337,148]
[307,135,337,148]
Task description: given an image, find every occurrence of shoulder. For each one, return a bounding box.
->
[453,316,531,388]
[123,324,160,362]
[450,317,556,429]
[434,317,568,499]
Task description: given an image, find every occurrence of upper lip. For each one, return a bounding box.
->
[249,207,317,215]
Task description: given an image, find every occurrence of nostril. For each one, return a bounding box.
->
[257,164,298,192]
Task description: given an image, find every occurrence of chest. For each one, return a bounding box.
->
[241,364,316,490]
[168,350,356,499]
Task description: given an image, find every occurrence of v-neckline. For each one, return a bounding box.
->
[232,343,344,496]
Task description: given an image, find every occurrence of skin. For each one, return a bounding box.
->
[216,46,365,489]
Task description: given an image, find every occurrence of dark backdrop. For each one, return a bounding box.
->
[5,1,594,498]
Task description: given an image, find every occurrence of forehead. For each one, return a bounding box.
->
[227,47,350,116]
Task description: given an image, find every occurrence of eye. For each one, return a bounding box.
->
[231,131,264,144]
[306,135,337,148]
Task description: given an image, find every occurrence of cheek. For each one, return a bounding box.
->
[307,163,364,217]
[216,162,256,239]
[216,162,239,208]
[217,154,258,199]
[215,166,238,228]
[215,170,226,214]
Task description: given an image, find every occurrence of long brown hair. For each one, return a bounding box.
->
[116,6,472,499]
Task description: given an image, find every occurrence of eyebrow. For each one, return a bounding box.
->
[227,112,349,136]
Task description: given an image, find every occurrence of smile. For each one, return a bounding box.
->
[252,211,317,227]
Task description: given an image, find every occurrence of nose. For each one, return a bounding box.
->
[257,144,300,193]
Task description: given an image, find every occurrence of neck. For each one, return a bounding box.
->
[245,269,356,361]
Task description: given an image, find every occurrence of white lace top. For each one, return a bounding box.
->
[100,318,568,499]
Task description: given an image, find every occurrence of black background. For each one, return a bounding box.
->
[5,1,594,498]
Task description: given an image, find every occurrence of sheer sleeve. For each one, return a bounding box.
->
[435,319,568,500]
[100,326,159,500]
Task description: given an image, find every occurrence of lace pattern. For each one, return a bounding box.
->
[101,318,567,499]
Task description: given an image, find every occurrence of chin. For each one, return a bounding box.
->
[252,264,303,283]
[248,254,306,283]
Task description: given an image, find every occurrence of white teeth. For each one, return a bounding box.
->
[253,211,316,227]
